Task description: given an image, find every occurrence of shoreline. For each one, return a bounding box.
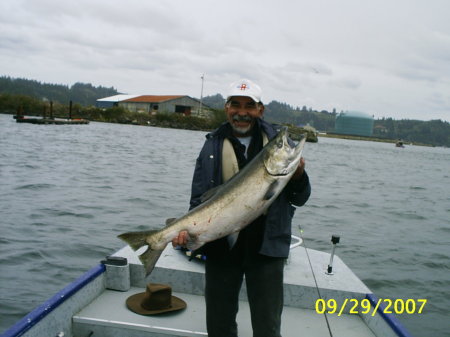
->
[317,132,434,147]
[3,112,437,147]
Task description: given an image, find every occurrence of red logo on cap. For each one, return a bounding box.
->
[239,84,247,90]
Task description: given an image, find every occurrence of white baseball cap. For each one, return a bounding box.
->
[227,79,262,103]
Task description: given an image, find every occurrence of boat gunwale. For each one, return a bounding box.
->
[2,264,105,337]
[365,294,413,337]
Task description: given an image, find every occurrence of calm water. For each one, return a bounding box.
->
[1,114,449,336]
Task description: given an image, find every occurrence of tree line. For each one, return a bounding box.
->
[203,94,450,147]
[0,76,118,106]
[1,76,449,147]
[203,94,336,130]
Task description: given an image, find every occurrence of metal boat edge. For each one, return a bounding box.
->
[3,264,105,337]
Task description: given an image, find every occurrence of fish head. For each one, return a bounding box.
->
[263,128,305,176]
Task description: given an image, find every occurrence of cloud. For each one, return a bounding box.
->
[0,0,449,121]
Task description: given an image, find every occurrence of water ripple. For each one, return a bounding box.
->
[1,115,449,336]
[14,183,55,190]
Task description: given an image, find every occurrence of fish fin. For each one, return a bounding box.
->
[200,186,221,203]
[186,235,204,251]
[263,180,279,200]
[117,230,157,251]
[139,246,165,275]
[227,232,239,249]
[165,218,177,226]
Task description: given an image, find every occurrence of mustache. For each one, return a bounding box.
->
[232,115,253,123]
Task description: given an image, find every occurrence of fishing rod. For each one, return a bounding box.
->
[298,226,340,337]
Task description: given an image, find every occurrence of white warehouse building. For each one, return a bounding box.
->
[96,95,211,117]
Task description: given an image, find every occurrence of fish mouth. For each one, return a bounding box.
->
[264,131,305,176]
[275,146,302,175]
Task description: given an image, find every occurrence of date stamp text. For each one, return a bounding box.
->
[315,298,427,316]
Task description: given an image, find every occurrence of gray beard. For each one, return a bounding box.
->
[231,115,253,135]
[231,123,252,135]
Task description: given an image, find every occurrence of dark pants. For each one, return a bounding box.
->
[205,254,285,337]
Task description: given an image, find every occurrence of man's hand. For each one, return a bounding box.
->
[291,157,306,180]
[172,230,189,248]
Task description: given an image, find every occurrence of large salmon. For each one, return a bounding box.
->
[118,128,306,274]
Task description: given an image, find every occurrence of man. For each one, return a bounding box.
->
[172,79,311,337]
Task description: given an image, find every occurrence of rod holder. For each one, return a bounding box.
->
[325,235,340,275]
[101,256,130,291]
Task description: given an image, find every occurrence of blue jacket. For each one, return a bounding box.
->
[190,119,311,258]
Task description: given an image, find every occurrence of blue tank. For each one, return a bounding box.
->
[334,111,374,136]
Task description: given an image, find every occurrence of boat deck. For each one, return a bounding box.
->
[74,287,375,337]
[72,244,391,337]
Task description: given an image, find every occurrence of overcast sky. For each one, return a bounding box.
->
[1,0,449,121]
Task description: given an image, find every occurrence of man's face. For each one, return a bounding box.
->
[225,96,264,136]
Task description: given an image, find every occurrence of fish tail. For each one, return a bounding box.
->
[139,246,165,275]
[118,230,166,274]
[118,230,157,251]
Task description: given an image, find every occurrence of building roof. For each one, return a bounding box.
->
[96,94,141,102]
[123,95,187,103]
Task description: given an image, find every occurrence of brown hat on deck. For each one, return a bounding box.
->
[126,283,186,315]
